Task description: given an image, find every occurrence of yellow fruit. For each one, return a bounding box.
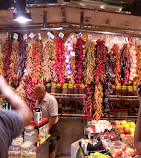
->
[123,124,129,130]
[121,120,127,125]
[130,127,135,134]
[129,122,135,128]
[131,133,134,137]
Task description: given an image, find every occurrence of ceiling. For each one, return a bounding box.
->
[0,0,141,37]
[0,0,141,16]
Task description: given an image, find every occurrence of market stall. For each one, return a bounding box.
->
[0,2,141,157]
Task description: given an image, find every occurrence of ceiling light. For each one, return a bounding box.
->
[13,8,31,23]
[13,0,31,23]
[100,5,105,9]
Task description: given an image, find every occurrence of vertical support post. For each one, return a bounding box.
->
[43,11,47,28]
[80,11,84,29]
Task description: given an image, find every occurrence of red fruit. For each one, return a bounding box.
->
[125,129,131,134]
[119,129,125,134]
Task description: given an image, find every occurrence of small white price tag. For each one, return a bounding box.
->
[113,36,119,43]
[123,37,128,44]
[70,52,75,57]
[23,34,28,40]
[76,33,82,39]
[29,33,36,38]
[88,34,92,40]
[47,32,55,39]
[58,32,64,39]
[38,33,42,40]
[13,33,18,40]
[0,34,4,38]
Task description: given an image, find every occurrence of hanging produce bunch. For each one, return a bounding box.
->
[65,41,73,77]
[9,40,20,87]
[121,44,131,85]
[24,40,44,110]
[84,41,96,84]
[134,45,141,86]
[53,37,65,84]
[43,40,54,83]
[111,44,121,85]
[94,83,103,121]
[17,38,27,87]
[2,39,12,83]
[83,84,95,119]
[75,38,84,87]
[128,37,137,82]
[103,50,115,117]
[69,43,75,84]
[94,40,106,84]
[0,41,3,75]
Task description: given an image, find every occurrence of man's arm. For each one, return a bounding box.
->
[48,116,57,130]
[0,76,33,127]
[134,88,141,152]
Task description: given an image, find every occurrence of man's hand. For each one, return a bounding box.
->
[0,75,33,127]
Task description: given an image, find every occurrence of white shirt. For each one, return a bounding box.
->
[36,93,59,124]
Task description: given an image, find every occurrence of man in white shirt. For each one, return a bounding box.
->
[34,84,58,158]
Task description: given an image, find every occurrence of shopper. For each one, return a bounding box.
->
[0,75,33,158]
[34,84,58,158]
[134,84,141,153]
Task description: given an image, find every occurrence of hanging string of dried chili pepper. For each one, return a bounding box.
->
[103,50,114,117]
[83,84,95,119]
[94,40,106,85]
[111,44,121,85]
[16,38,27,87]
[128,37,137,82]
[0,40,3,75]
[75,38,84,87]
[134,45,141,86]
[9,40,20,87]
[53,37,65,84]
[2,39,12,83]
[93,83,103,121]
[84,40,96,84]
[121,44,131,85]
[43,40,54,83]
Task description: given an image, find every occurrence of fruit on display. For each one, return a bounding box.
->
[120,134,125,139]
[111,148,122,157]
[114,121,120,126]
[115,125,122,130]
[129,122,135,128]
[125,129,131,134]
[130,127,135,134]
[119,129,125,134]
[121,120,127,125]
[123,124,129,130]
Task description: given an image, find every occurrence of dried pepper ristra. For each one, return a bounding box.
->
[103,50,114,116]
[24,39,44,110]
[43,40,54,83]
[9,40,20,87]
[53,37,65,84]
[84,41,96,84]
[94,83,103,121]
[69,43,76,84]
[134,45,141,86]
[94,40,106,84]
[75,38,84,87]
[17,38,27,87]
[111,44,121,85]
[121,44,131,85]
[83,84,95,119]
[2,39,12,83]
[16,76,26,100]
[129,41,137,82]
[0,40,3,75]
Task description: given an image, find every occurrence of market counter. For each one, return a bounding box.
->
[36,135,51,158]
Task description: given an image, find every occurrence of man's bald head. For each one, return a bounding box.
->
[34,84,46,100]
